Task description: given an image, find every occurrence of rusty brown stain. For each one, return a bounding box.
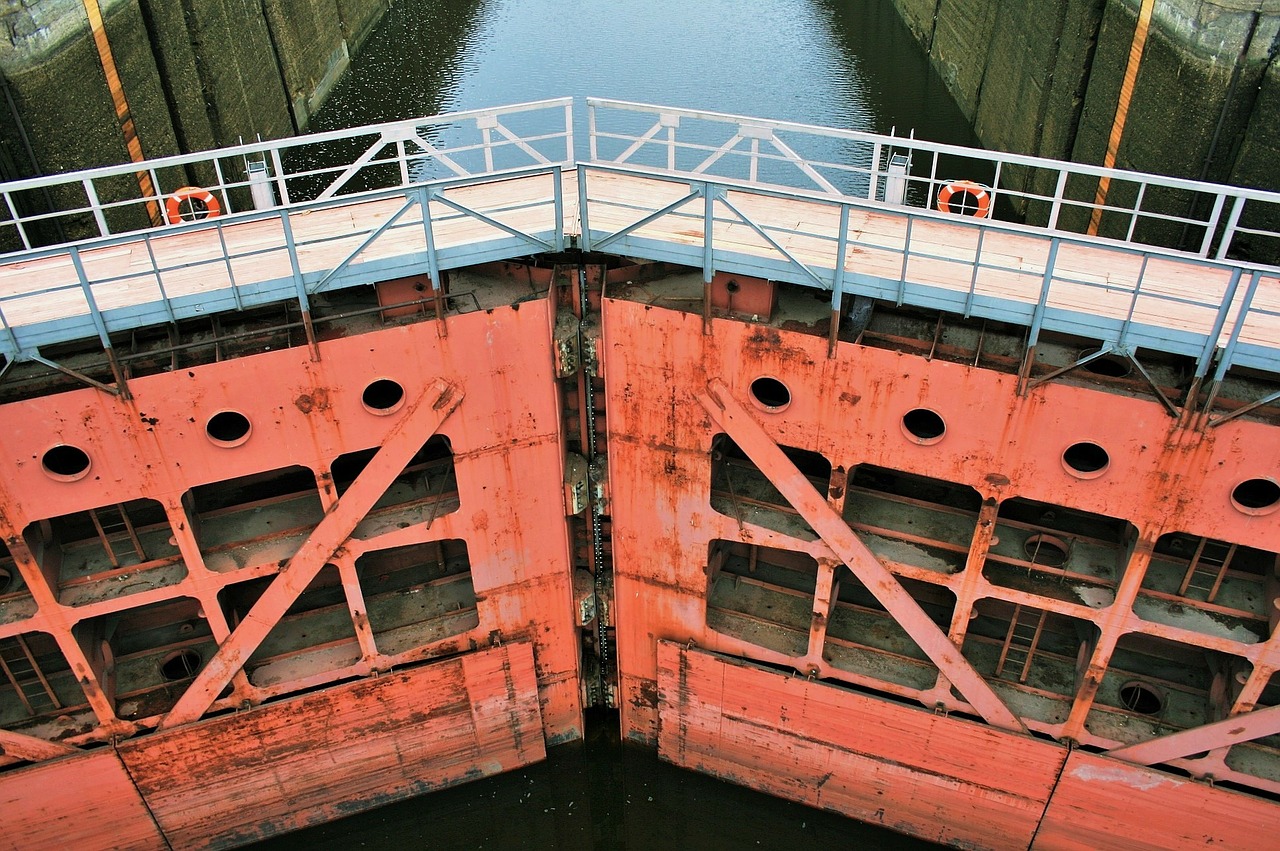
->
[294,388,331,414]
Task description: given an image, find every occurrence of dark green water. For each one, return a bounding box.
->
[257,711,929,850]
[259,1,974,847]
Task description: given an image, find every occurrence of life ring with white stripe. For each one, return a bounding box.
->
[936,180,991,218]
[165,186,222,224]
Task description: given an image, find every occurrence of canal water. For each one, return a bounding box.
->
[259,1,974,847]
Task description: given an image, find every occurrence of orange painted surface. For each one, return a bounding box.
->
[0,297,581,742]
[601,297,1280,740]
[118,642,543,849]
[0,749,166,851]
[1034,750,1280,850]
[657,641,1064,849]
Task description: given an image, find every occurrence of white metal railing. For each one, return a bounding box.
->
[0,164,566,362]
[577,161,1280,383]
[0,98,573,251]
[587,98,1280,269]
[0,96,1277,394]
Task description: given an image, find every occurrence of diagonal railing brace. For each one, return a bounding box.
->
[159,379,463,729]
[698,378,1025,733]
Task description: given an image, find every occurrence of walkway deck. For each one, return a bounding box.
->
[0,97,1277,380]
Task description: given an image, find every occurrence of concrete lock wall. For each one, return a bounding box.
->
[0,0,388,178]
[890,0,1280,249]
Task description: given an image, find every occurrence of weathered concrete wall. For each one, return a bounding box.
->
[889,0,1280,212]
[0,0,389,184]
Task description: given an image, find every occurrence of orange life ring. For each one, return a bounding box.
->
[165,186,222,224]
[936,180,991,218]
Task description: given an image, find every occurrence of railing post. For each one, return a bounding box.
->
[1201,269,1261,418]
[963,229,987,318]
[477,113,496,173]
[1047,171,1068,231]
[3,191,32,250]
[897,217,914,306]
[418,184,447,335]
[69,246,130,397]
[1199,192,1227,258]
[279,210,320,360]
[1117,254,1150,348]
[1018,238,1060,395]
[213,223,242,310]
[1214,195,1245,261]
[82,178,109,237]
[553,166,565,252]
[564,100,575,164]
[702,182,715,334]
[1189,267,1242,389]
[829,204,850,357]
[577,164,592,252]
[270,147,291,205]
[142,233,178,323]
[588,101,599,163]
[869,142,882,201]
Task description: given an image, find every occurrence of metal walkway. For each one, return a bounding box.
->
[1,97,1277,390]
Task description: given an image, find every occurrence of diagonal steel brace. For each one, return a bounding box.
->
[699,378,1025,733]
[1106,702,1280,767]
[159,379,463,729]
[0,728,78,762]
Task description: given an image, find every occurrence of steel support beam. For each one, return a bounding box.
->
[698,378,1025,733]
[1107,703,1280,767]
[0,729,77,762]
[159,379,463,728]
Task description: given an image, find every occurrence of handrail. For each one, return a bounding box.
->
[0,163,566,359]
[0,97,1276,389]
[0,98,573,250]
[577,160,1279,377]
[587,98,1280,269]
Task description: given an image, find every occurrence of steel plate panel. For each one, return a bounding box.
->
[0,749,166,851]
[118,642,544,849]
[1033,750,1280,850]
[656,641,1065,849]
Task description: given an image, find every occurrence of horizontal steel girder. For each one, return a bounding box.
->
[699,378,1025,733]
[1107,703,1280,767]
[160,379,463,729]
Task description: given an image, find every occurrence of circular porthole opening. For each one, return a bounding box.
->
[1063,442,1109,479]
[41,444,91,481]
[206,411,252,447]
[749,376,791,412]
[901,408,946,445]
[1024,534,1069,567]
[160,648,202,682]
[1079,348,1132,378]
[362,378,406,415]
[1231,478,1280,515]
[1119,681,1164,715]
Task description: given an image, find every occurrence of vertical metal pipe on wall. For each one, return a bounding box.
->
[80,0,162,225]
[1088,0,1156,235]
